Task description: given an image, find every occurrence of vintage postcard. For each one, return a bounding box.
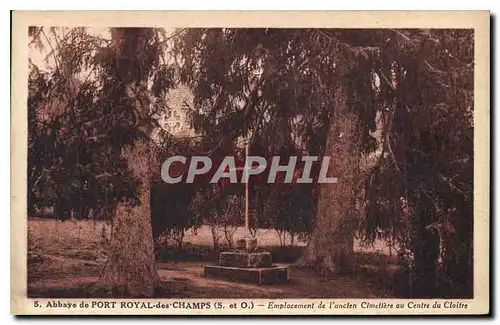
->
[11,11,490,315]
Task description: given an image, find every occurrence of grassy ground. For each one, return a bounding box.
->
[27,218,396,298]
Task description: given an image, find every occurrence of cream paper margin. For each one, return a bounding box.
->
[11,10,490,315]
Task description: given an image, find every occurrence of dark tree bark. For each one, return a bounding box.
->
[303,81,360,275]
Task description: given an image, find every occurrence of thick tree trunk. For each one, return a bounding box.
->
[99,28,159,297]
[101,141,158,297]
[303,82,360,275]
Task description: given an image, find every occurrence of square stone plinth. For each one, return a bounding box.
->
[204,265,288,285]
[219,251,272,268]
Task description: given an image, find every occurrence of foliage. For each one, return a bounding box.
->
[173,28,474,297]
[28,27,175,220]
[29,27,474,297]
[355,29,474,297]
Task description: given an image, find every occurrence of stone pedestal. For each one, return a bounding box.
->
[204,264,288,284]
[236,238,258,252]
[204,249,288,285]
[219,251,272,268]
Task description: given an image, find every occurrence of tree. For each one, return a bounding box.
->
[302,81,361,273]
[173,28,474,297]
[95,28,162,297]
[29,27,472,298]
[221,194,244,248]
[28,27,175,297]
[192,184,225,251]
[187,174,244,251]
[352,29,474,297]
[28,27,121,221]
[151,181,199,250]
[173,28,366,273]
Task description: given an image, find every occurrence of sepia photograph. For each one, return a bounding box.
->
[11,11,490,315]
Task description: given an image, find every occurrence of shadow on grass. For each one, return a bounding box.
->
[28,244,402,299]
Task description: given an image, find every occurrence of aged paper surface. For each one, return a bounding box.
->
[12,11,489,315]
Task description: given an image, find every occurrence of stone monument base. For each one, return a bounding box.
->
[204,250,288,285]
[204,237,288,285]
[204,264,288,285]
[219,251,272,268]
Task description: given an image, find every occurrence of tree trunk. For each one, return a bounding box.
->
[442,198,473,298]
[302,81,360,275]
[410,202,440,298]
[210,223,220,252]
[223,226,235,249]
[101,141,158,297]
[175,229,185,250]
[100,28,159,297]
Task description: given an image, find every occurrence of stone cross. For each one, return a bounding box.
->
[230,143,260,251]
[230,143,251,238]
